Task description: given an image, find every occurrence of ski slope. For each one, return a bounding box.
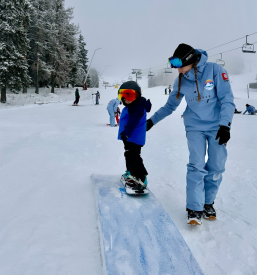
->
[0,78,257,274]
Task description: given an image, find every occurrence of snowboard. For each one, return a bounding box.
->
[234,111,242,114]
[106,124,118,126]
[92,175,204,275]
[120,175,149,195]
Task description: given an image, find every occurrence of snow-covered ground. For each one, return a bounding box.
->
[0,74,257,275]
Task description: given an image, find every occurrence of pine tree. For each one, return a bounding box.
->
[0,0,31,103]
[28,0,54,94]
[86,74,91,88]
[48,0,78,93]
[89,68,99,88]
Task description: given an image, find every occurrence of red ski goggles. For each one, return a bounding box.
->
[118,89,138,102]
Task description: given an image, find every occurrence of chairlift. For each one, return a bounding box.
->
[216,53,225,67]
[242,35,256,53]
[128,75,132,80]
[137,76,142,80]
[148,69,154,77]
[165,63,172,74]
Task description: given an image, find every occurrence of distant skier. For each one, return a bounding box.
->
[243,104,256,115]
[165,88,167,95]
[146,43,235,225]
[107,97,121,126]
[168,85,172,94]
[118,81,152,194]
[92,91,100,105]
[73,88,80,105]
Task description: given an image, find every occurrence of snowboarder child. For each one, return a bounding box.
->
[147,43,235,225]
[73,88,80,105]
[118,81,152,193]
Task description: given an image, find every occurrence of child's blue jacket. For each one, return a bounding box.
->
[150,49,235,131]
[243,105,256,114]
[118,97,152,145]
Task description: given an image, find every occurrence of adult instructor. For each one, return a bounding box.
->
[147,44,235,225]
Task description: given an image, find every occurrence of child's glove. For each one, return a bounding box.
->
[120,131,128,142]
[146,119,154,131]
[215,126,230,145]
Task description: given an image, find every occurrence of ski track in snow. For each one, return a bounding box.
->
[0,75,257,275]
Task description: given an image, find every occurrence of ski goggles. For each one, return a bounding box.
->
[118,89,137,102]
[168,48,196,68]
[168,57,183,68]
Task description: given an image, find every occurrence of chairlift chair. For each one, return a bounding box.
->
[216,53,225,67]
[148,70,154,78]
[165,63,172,74]
[242,35,256,53]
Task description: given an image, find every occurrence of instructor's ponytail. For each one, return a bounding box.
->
[176,73,183,100]
[193,63,201,102]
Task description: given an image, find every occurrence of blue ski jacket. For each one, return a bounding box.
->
[243,105,256,115]
[107,98,120,113]
[150,49,235,131]
[118,97,152,145]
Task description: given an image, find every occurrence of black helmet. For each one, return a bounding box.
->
[119,81,141,95]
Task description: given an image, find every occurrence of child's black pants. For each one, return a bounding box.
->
[123,141,148,181]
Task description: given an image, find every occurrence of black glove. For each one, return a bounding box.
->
[120,131,128,142]
[215,126,230,145]
[146,119,154,131]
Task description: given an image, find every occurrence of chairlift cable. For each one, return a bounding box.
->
[206,31,257,51]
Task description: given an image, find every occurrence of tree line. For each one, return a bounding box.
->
[0,0,98,103]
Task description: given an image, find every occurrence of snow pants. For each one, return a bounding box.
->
[186,130,227,211]
[96,96,99,105]
[123,141,148,181]
[107,109,115,126]
[74,97,80,105]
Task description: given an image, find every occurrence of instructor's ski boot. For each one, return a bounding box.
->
[203,202,216,220]
[187,209,203,225]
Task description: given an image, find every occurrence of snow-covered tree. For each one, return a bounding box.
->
[28,0,54,93]
[47,0,78,93]
[0,0,31,103]
[86,74,92,88]
[89,67,99,88]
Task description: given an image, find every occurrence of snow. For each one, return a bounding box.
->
[0,75,257,275]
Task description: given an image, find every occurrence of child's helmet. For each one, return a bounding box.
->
[118,81,141,102]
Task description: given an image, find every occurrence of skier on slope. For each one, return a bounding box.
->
[243,104,256,115]
[73,88,80,105]
[118,81,152,193]
[107,97,121,126]
[147,43,235,225]
[92,91,100,105]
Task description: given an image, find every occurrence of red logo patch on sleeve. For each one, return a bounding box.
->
[222,73,229,80]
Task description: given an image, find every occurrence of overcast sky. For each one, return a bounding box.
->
[65,0,257,83]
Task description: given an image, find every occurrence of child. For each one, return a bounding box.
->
[107,97,120,126]
[73,88,80,105]
[147,43,235,225]
[243,104,256,115]
[118,81,152,192]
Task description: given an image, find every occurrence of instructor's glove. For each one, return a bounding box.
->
[146,119,154,131]
[120,131,128,142]
[215,126,230,145]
